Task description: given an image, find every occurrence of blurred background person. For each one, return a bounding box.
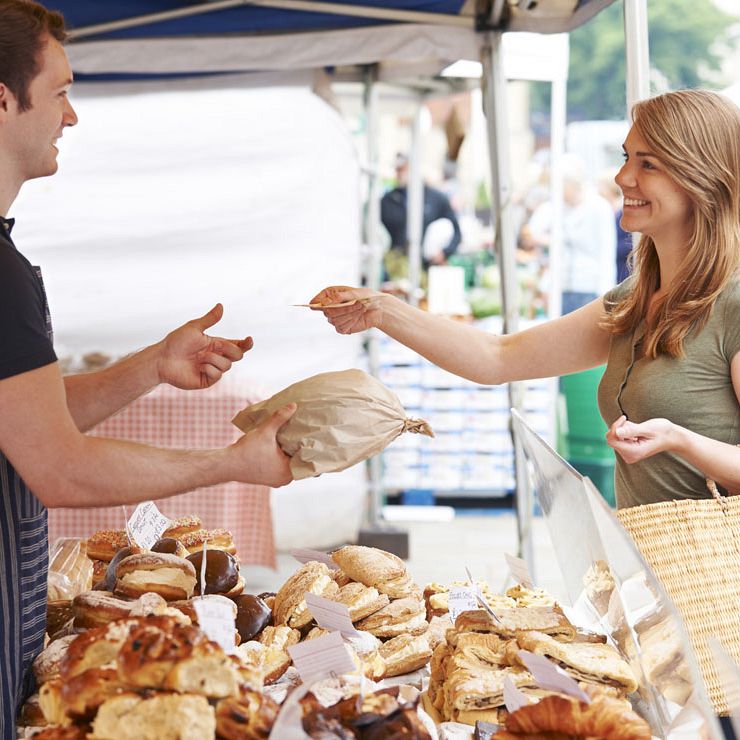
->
[599,169,633,283]
[526,157,617,314]
[380,153,461,281]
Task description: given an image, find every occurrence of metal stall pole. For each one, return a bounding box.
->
[481,32,534,570]
[363,66,384,531]
[358,70,410,558]
[623,0,650,111]
[406,96,425,307]
[623,0,650,251]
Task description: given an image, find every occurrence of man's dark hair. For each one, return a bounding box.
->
[0,0,67,112]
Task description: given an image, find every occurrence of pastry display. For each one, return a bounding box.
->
[427,596,639,727]
[355,596,428,638]
[113,552,197,601]
[187,549,244,597]
[273,561,339,629]
[493,688,651,739]
[300,685,433,739]
[35,521,658,738]
[162,515,203,539]
[233,593,273,643]
[179,528,237,555]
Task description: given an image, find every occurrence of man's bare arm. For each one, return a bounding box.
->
[1,363,294,507]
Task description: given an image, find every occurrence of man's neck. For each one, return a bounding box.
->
[0,180,21,219]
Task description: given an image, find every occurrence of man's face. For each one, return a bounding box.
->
[1,36,78,182]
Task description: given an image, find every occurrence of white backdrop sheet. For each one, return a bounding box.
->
[11,78,367,549]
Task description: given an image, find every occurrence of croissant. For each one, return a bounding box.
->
[501,692,651,739]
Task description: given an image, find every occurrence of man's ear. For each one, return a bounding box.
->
[0,83,10,114]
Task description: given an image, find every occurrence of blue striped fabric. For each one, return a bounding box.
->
[0,219,51,736]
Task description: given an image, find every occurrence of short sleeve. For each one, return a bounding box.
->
[0,243,56,380]
[722,278,740,362]
[603,277,634,314]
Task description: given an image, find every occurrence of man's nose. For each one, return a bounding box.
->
[64,99,78,127]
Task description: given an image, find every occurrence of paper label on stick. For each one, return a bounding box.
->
[305,593,359,637]
[464,566,500,623]
[287,631,356,683]
[290,548,339,570]
[193,598,236,655]
[126,501,171,550]
[448,586,480,622]
[505,553,534,589]
[518,650,591,703]
[503,676,531,713]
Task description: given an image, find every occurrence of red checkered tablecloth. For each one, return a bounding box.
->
[47,381,276,568]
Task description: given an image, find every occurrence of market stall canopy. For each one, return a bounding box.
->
[57,0,616,81]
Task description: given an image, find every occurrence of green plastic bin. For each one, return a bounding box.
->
[568,457,616,508]
[558,366,615,506]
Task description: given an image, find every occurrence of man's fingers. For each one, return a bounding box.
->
[210,339,245,362]
[268,403,297,431]
[237,337,254,352]
[201,352,231,373]
[190,303,224,331]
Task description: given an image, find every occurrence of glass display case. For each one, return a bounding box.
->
[512,408,722,739]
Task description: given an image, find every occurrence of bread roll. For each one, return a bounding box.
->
[91,692,216,740]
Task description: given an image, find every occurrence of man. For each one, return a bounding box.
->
[380,153,461,280]
[0,1,294,731]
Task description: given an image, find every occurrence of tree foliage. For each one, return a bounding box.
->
[530,0,737,122]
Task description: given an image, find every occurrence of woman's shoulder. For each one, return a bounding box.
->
[603,277,635,311]
[717,274,740,312]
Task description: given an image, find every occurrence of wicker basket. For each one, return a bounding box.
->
[616,480,740,715]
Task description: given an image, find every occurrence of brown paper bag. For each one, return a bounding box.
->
[232,369,434,480]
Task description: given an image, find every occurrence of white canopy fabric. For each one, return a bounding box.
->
[13,78,367,549]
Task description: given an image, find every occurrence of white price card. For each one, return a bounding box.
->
[287,631,356,684]
[518,650,590,704]
[464,565,500,623]
[290,548,338,570]
[304,593,359,637]
[504,553,534,589]
[503,675,532,713]
[193,598,236,655]
[126,501,172,550]
[447,586,480,622]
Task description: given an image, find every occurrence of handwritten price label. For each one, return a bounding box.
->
[126,501,171,550]
[288,631,356,683]
[505,553,534,589]
[305,593,359,637]
[448,586,480,622]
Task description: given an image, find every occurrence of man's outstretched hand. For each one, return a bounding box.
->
[156,303,254,390]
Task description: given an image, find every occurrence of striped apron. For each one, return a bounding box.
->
[0,225,52,736]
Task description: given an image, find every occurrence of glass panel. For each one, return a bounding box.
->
[511,408,721,739]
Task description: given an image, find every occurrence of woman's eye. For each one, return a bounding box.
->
[642,160,656,170]
[621,152,628,161]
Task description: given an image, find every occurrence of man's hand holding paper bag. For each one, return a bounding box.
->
[232,369,433,479]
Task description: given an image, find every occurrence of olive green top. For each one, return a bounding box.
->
[597,277,740,509]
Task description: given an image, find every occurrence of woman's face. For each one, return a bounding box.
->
[615,126,693,247]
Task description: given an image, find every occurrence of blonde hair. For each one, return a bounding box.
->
[604,90,740,358]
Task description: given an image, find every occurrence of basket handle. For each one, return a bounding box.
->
[704,445,740,501]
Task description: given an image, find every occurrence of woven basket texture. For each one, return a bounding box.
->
[617,487,740,715]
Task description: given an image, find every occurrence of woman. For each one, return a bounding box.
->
[312,90,740,509]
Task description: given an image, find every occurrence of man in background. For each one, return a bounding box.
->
[380,153,462,280]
